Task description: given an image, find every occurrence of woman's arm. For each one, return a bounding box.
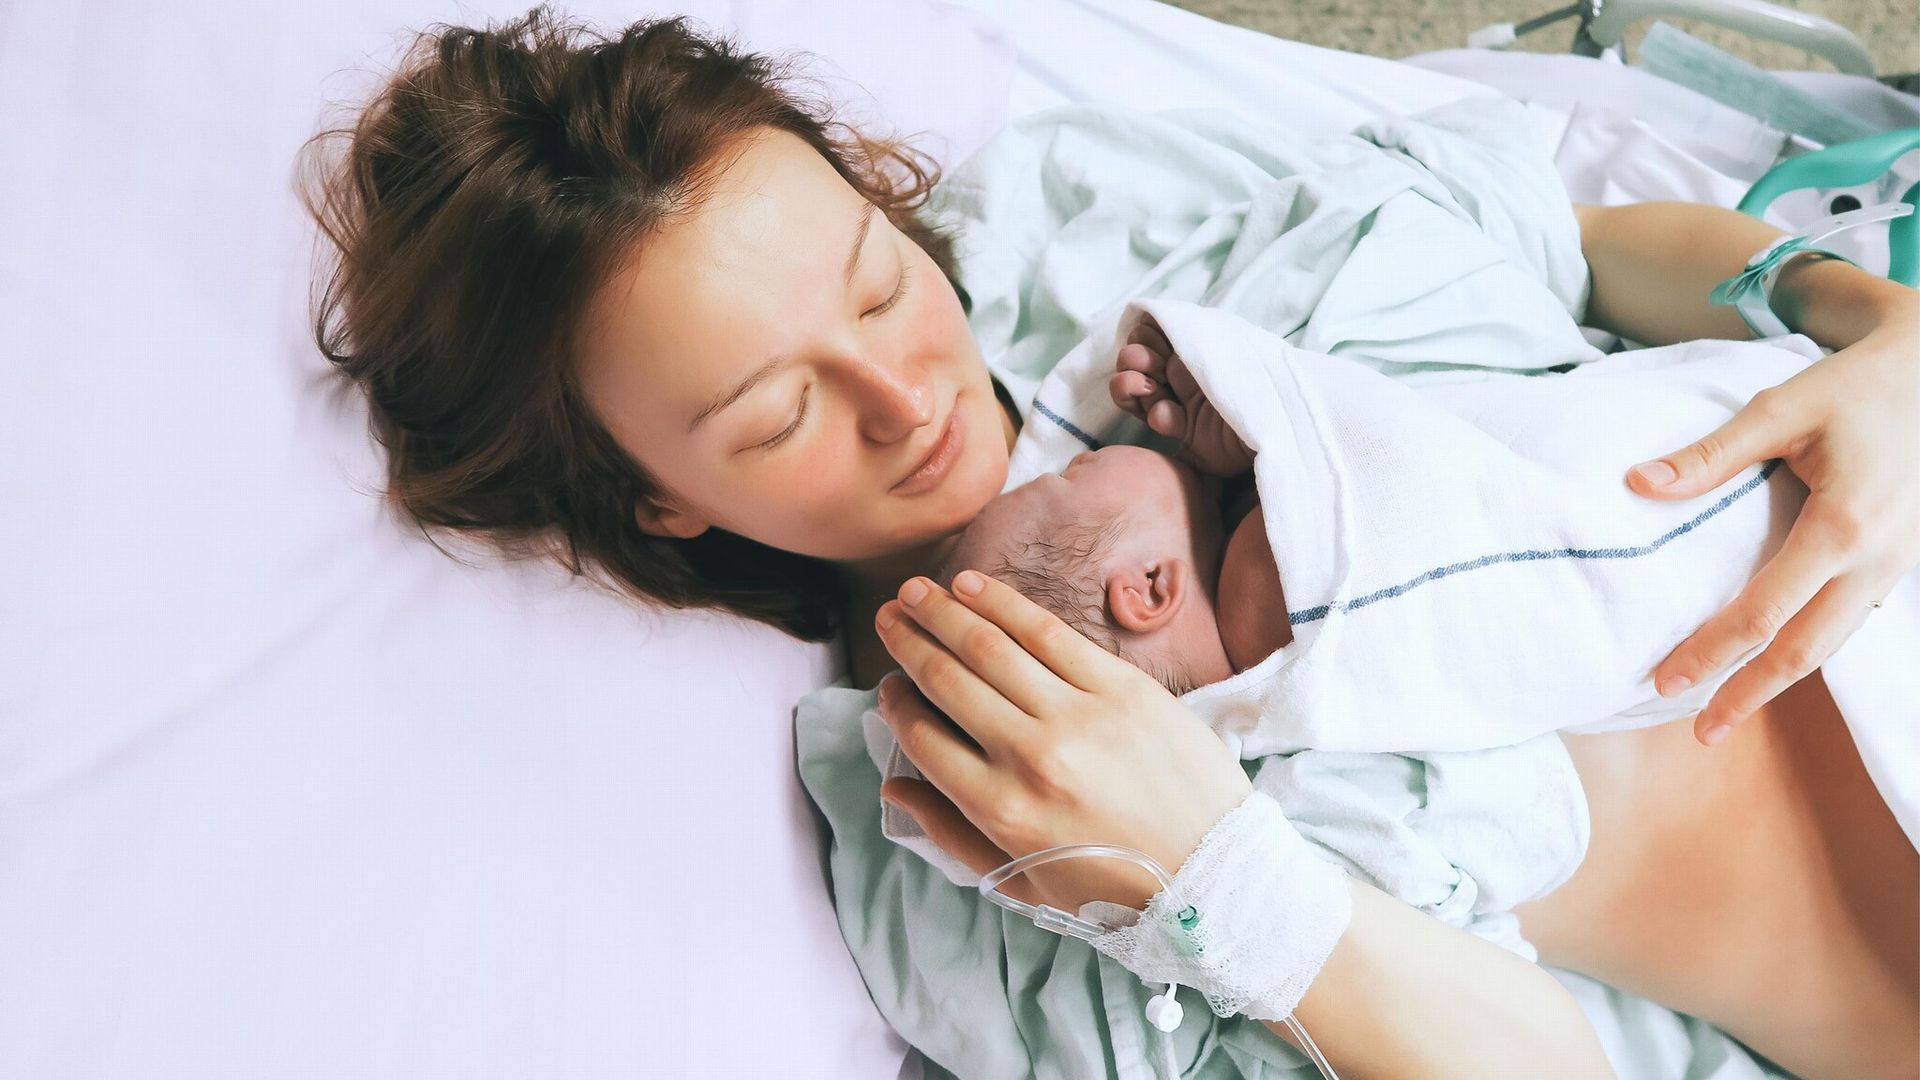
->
[875,573,1616,1078]
[1572,201,1913,348]
[1573,201,1920,744]
[1270,878,1612,1079]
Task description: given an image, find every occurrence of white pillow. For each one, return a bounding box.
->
[0,2,1008,1077]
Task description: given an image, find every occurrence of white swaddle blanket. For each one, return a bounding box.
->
[869,297,1821,948]
[1133,297,1818,757]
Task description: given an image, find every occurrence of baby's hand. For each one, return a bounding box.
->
[1108,318,1255,477]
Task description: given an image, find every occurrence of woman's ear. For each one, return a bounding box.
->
[634,496,711,540]
[1105,558,1189,634]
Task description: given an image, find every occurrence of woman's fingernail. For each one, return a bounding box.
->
[1657,673,1692,697]
[900,578,929,606]
[1634,460,1678,488]
[876,603,898,632]
[1702,723,1732,746]
[954,570,984,596]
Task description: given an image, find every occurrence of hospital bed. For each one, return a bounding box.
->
[1,0,1913,1077]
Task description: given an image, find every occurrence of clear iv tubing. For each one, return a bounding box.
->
[978,844,1342,1080]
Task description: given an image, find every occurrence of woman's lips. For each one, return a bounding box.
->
[891,405,965,496]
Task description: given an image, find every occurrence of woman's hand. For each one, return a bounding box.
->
[877,574,1619,1077]
[1629,301,1920,745]
[873,570,1251,910]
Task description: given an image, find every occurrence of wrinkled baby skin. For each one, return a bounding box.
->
[938,445,1292,694]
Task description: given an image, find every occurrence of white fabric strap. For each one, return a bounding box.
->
[1081,790,1353,1022]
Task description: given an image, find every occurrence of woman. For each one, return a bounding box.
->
[305,11,1919,1077]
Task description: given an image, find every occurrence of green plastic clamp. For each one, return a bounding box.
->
[1737,127,1920,286]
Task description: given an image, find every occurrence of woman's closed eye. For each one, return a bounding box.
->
[864,263,913,319]
[752,265,912,452]
[755,385,811,451]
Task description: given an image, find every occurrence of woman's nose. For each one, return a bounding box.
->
[849,358,934,444]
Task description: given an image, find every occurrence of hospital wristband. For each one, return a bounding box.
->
[1712,237,1854,339]
[1710,201,1910,339]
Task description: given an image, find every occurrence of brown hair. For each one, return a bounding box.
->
[301,6,966,641]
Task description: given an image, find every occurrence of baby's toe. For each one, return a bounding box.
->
[1116,342,1165,377]
[1109,371,1150,414]
[1147,398,1187,440]
[1127,320,1174,358]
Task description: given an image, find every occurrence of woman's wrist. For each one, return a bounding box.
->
[1772,252,1920,350]
[1082,789,1352,1022]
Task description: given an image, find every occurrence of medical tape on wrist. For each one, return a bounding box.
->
[1711,202,1909,338]
[1079,790,1352,1023]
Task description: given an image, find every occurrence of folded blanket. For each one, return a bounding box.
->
[1127,297,1819,757]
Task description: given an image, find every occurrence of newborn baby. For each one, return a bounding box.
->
[933,322,1284,696]
[933,306,1807,732]
[932,444,1276,696]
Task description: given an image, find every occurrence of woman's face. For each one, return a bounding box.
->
[575,126,1009,565]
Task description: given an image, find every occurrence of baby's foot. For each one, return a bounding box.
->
[1108,317,1255,477]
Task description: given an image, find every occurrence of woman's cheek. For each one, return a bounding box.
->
[905,284,951,350]
[774,442,871,530]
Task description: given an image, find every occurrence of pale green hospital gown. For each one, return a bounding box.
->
[796,94,1781,1079]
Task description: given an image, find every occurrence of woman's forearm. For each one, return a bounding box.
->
[1574,201,1916,349]
[1264,880,1614,1079]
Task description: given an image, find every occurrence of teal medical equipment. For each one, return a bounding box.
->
[1737,128,1920,286]
[1712,202,1914,337]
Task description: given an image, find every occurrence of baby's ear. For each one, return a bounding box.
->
[633,496,711,540]
[1105,558,1190,634]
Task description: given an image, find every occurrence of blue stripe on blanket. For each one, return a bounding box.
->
[1287,459,1784,626]
[1033,399,1102,451]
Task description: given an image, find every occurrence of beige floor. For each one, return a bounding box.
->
[1163,0,1919,77]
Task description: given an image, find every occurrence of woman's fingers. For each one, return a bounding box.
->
[879,777,1040,905]
[887,576,1059,718]
[1653,496,1846,696]
[876,672,996,799]
[947,570,1139,696]
[1627,388,1796,500]
[883,599,1036,753]
[1692,571,1882,743]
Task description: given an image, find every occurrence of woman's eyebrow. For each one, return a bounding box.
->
[688,203,876,435]
[843,202,876,285]
[689,354,786,434]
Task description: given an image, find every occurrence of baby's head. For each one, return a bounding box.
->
[933,445,1232,695]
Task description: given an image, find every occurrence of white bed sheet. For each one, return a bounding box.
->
[3,0,1905,1077]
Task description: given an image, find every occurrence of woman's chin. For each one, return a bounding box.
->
[870,457,1003,562]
